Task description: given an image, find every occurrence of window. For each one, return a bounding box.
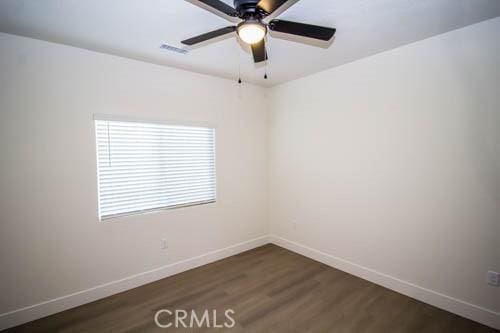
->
[95,118,216,220]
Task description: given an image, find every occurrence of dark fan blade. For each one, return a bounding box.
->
[182,26,236,45]
[197,0,237,16]
[257,0,290,14]
[269,19,336,41]
[251,39,267,63]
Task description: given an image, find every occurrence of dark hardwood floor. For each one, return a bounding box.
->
[6,244,497,332]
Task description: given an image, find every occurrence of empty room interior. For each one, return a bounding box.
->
[1,0,500,332]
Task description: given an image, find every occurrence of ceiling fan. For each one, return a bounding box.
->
[182,0,336,63]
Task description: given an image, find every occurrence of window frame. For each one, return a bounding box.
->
[93,114,217,221]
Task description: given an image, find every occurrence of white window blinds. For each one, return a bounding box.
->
[95,119,216,220]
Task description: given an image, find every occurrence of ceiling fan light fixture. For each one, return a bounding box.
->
[237,21,266,44]
[181,0,337,65]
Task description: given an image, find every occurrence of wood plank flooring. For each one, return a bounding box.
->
[6,244,498,332]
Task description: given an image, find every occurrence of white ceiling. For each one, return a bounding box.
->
[1,0,499,86]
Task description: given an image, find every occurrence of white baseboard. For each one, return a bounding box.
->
[269,235,500,330]
[3,234,498,331]
[0,235,270,331]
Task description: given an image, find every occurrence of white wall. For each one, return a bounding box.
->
[0,33,268,316]
[1,16,500,330]
[269,16,500,317]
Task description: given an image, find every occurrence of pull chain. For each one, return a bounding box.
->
[238,46,242,84]
[264,35,269,80]
[264,58,268,80]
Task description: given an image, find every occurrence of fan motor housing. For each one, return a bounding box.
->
[234,0,266,18]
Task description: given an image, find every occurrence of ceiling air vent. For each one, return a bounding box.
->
[160,44,189,55]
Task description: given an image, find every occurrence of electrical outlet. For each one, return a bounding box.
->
[487,271,499,287]
[161,239,168,250]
